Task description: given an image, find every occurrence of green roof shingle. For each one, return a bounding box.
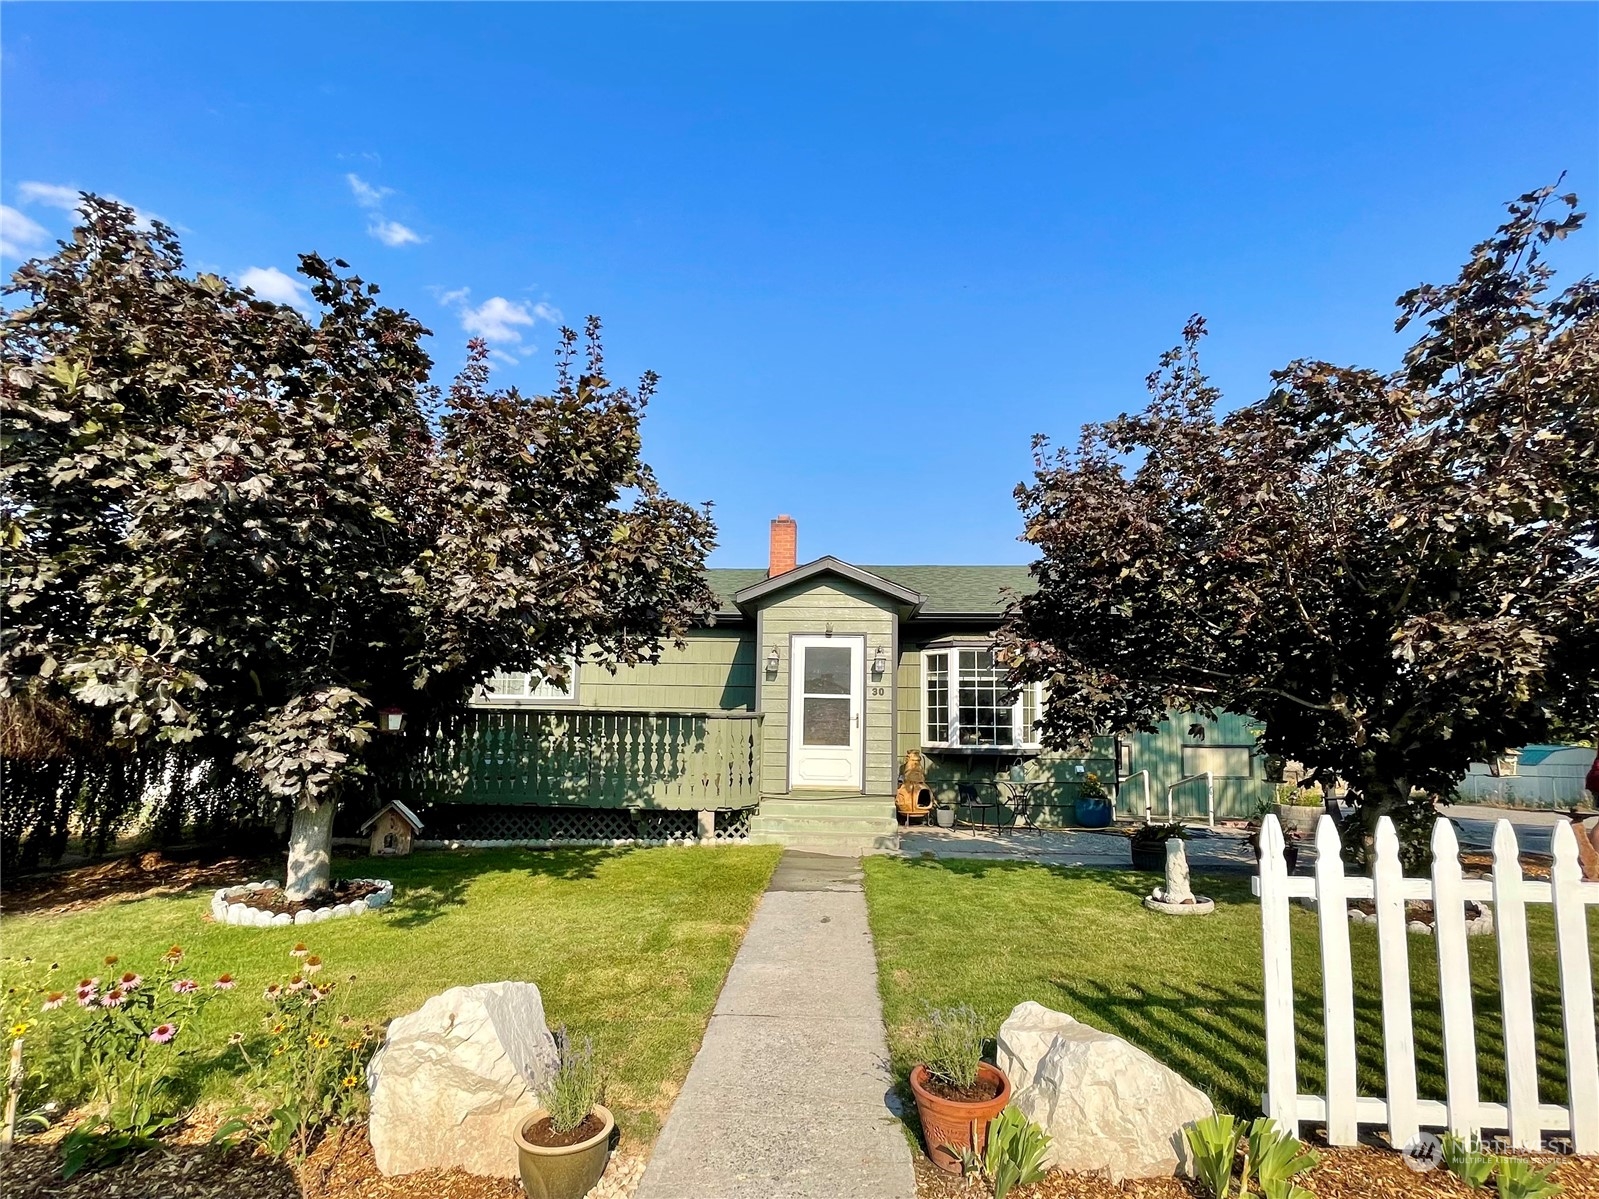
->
[705,563,1034,616]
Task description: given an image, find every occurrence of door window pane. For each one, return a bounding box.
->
[803,697,851,745]
[803,647,852,695]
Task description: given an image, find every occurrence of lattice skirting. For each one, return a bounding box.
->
[413,804,751,847]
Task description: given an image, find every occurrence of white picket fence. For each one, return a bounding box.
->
[1253,814,1599,1153]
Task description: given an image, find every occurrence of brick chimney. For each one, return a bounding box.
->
[768,515,797,577]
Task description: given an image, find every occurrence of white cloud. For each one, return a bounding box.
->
[17,181,167,230]
[461,296,537,343]
[345,173,392,209]
[17,181,80,210]
[369,218,423,247]
[440,288,561,353]
[0,204,50,258]
[239,266,311,311]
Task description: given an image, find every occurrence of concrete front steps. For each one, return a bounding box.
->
[746,795,900,857]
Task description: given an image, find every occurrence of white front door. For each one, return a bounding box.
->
[788,634,864,790]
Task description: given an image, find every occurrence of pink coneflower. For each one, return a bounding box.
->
[303,956,323,975]
[163,945,184,964]
[148,1024,177,1044]
[41,993,65,1011]
[289,944,308,959]
[103,955,118,966]
[213,974,236,990]
[117,971,142,992]
[100,987,126,1008]
[287,975,307,993]
[75,980,99,1006]
[171,979,198,995]
[263,984,282,1001]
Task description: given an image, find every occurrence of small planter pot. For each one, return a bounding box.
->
[1277,805,1322,836]
[514,1104,614,1199]
[1075,796,1113,828]
[934,806,955,829]
[1253,840,1301,873]
[909,1062,1011,1174]
[1130,843,1168,872]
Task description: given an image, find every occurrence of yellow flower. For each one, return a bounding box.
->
[309,1034,330,1049]
[341,1075,359,1089]
[9,1021,30,1037]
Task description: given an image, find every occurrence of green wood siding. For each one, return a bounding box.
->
[895,641,1272,821]
[574,629,755,711]
[758,579,897,795]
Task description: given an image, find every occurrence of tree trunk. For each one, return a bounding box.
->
[285,799,335,899]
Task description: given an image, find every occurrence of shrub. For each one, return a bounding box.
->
[1440,1132,1495,1190]
[214,946,377,1160]
[1131,821,1189,848]
[915,1004,986,1091]
[1185,1113,1242,1199]
[985,1106,1051,1199]
[542,1028,604,1134]
[23,946,221,1176]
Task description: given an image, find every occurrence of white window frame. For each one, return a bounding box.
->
[920,644,1043,750]
[474,655,581,706]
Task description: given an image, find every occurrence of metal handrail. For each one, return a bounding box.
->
[1163,771,1215,828]
[1118,769,1152,823]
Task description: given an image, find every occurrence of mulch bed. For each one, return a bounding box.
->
[1459,850,1553,881]
[912,1141,1599,1199]
[1,850,281,916]
[232,878,384,916]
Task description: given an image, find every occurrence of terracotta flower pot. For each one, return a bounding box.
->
[908,1062,1011,1174]
[514,1105,613,1199]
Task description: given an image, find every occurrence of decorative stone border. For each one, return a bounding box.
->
[1297,896,1494,936]
[211,879,394,927]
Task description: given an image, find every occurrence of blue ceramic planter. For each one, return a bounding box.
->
[1075,796,1113,828]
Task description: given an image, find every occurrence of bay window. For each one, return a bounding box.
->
[922,645,1042,749]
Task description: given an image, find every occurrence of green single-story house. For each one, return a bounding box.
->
[401,516,1274,853]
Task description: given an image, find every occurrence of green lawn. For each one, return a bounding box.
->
[864,856,1595,1120]
[2,844,779,1144]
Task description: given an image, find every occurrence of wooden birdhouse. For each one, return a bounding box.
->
[360,801,423,857]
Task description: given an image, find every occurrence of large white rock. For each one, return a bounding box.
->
[367,981,558,1177]
[997,1001,1214,1182]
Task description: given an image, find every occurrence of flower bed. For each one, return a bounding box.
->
[212,878,393,927]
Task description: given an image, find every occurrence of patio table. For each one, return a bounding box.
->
[996,779,1049,833]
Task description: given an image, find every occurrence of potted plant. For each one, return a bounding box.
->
[934,801,956,828]
[514,1030,612,1199]
[907,1005,1011,1174]
[1074,771,1113,828]
[1274,785,1323,835]
[1130,821,1187,871]
[1252,830,1302,873]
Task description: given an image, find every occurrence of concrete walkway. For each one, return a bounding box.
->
[636,852,915,1199]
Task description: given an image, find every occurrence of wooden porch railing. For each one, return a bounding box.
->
[403,708,763,810]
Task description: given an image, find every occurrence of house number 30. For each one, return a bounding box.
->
[870,687,886,697]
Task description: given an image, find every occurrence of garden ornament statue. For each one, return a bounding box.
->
[896,751,935,822]
[1143,838,1214,916]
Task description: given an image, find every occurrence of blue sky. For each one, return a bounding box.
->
[3,4,1595,567]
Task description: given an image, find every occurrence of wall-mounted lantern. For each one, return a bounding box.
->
[765,646,781,674]
[377,707,407,734]
[871,647,888,675]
